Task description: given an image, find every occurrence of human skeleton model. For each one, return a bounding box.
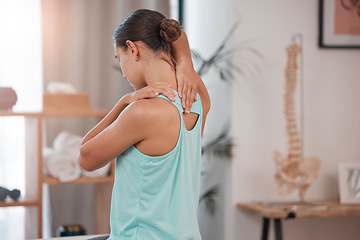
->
[274,41,321,201]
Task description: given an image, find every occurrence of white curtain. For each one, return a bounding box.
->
[41,0,169,237]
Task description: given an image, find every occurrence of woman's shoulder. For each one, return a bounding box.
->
[125,97,179,122]
[122,98,180,148]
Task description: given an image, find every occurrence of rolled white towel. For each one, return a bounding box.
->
[44,151,81,183]
[43,147,55,176]
[47,82,77,94]
[82,163,111,178]
[53,131,83,158]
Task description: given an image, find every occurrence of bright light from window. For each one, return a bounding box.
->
[170,0,179,20]
[0,0,43,111]
[0,0,42,239]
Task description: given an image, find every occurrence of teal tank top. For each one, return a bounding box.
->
[108,92,202,240]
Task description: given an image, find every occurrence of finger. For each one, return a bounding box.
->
[182,80,189,100]
[181,84,188,110]
[185,89,195,113]
[163,87,176,101]
[177,79,184,98]
[163,85,176,101]
[154,85,175,101]
[190,88,197,103]
[168,84,177,97]
[184,93,189,113]
[140,90,158,100]
[152,91,159,97]
[185,87,192,114]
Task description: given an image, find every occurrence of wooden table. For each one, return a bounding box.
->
[237,200,360,240]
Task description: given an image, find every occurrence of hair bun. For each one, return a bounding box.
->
[160,19,181,43]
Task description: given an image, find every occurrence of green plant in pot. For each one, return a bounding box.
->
[194,24,260,215]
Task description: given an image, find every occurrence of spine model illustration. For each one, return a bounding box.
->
[284,42,302,163]
[274,41,321,201]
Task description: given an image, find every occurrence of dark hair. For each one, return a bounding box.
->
[113,9,181,53]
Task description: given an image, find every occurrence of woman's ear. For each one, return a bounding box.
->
[126,40,139,61]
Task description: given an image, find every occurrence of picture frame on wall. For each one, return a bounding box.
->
[319,0,360,48]
[338,162,360,204]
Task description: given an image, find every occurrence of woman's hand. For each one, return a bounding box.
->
[128,82,177,104]
[176,64,199,114]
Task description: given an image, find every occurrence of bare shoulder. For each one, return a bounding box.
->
[123,97,179,123]
[122,97,180,151]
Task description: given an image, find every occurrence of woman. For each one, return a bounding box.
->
[79,9,210,240]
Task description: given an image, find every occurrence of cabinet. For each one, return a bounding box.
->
[0,108,114,238]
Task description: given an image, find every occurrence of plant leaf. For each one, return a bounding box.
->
[199,185,220,216]
[202,123,234,159]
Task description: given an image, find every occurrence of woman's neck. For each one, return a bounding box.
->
[143,57,178,91]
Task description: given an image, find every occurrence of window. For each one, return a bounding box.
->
[0,0,42,239]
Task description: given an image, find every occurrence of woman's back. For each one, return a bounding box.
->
[133,94,201,157]
[108,93,203,240]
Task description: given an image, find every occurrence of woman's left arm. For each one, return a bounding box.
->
[81,82,176,146]
[78,100,151,171]
[172,30,199,114]
[80,94,131,146]
[79,82,176,171]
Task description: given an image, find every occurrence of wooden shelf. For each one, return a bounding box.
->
[0,109,109,118]
[41,109,109,118]
[43,176,114,185]
[0,198,38,207]
[0,107,113,237]
[0,111,41,117]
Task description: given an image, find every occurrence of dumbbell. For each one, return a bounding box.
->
[0,186,21,201]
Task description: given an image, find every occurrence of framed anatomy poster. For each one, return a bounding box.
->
[319,0,360,48]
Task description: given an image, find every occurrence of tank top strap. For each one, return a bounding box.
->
[155,92,202,116]
[155,93,183,114]
[188,93,202,115]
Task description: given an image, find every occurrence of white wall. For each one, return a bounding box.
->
[232,0,360,240]
[184,0,233,239]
